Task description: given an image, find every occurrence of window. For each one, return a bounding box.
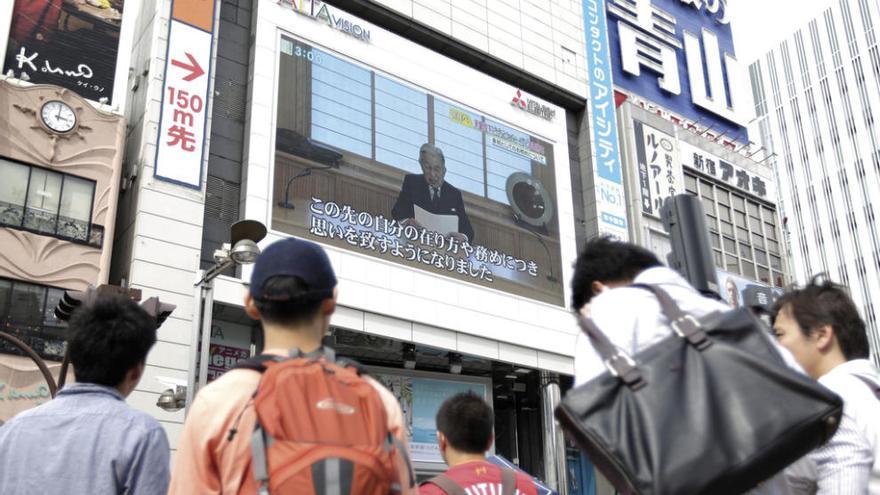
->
[0,279,68,361]
[0,159,98,244]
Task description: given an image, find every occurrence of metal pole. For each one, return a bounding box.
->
[197,278,215,393]
[541,371,568,495]
[184,272,206,417]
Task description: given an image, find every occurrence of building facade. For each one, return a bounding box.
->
[0,0,130,421]
[750,0,880,362]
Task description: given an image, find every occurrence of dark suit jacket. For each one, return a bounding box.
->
[391,174,475,242]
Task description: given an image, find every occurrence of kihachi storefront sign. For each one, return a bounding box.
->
[679,142,776,201]
[154,0,218,189]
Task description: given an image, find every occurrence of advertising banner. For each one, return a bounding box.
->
[679,141,775,201]
[374,372,488,464]
[154,0,218,189]
[717,269,783,309]
[4,0,124,103]
[583,0,630,241]
[633,120,682,217]
[606,0,750,137]
[272,35,564,305]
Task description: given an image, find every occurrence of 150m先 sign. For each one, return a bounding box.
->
[154,0,218,189]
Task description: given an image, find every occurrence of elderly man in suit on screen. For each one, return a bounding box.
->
[392,143,475,243]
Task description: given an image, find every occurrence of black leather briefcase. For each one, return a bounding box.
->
[556,284,843,495]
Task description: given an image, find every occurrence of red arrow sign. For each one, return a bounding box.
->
[171,53,204,82]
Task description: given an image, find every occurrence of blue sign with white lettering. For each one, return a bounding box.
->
[606,0,748,141]
[583,0,630,240]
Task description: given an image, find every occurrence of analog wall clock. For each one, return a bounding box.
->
[40,100,77,134]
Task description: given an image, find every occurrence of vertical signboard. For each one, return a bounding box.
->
[633,121,681,217]
[4,0,125,102]
[583,0,629,240]
[154,0,218,189]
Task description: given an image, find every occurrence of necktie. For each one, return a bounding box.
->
[431,186,439,204]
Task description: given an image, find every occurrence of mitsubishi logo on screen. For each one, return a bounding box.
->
[606,0,749,139]
[510,90,556,122]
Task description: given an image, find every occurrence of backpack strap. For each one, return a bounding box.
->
[233,354,281,373]
[500,468,517,495]
[252,420,272,495]
[424,474,466,495]
[387,435,415,490]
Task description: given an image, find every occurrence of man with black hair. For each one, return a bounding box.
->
[170,237,416,494]
[571,235,737,383]
[0,294,170,494]
[772,277,880,493]
[420,392,536,495]
[570,236,798,494]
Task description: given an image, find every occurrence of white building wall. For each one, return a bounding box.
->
[369,0,588,97]
[111,0,223,449]
[752,0,880,363]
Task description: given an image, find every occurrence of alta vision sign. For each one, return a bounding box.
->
[279,0,372,42]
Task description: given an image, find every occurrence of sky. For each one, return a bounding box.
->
[728,0,835,64]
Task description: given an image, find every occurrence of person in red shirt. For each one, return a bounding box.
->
[420,392,537,495]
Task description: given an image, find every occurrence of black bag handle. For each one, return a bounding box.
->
[630,284,713,350]
[576,284,715,389]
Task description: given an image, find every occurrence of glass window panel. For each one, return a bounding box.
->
[709,231,720,249]
[58,176,93,241]
[737,227,750,242]
[714,250,724,268]
[43,288,66,328]
[733,195,746,211]
[716,189,730,206]
[770,254,782,270]
[741,260,756,279]
[740,242,753,260]
[684,174,697,193]
[758,266,771,284]
[723,236,737,254]
[720,220,733,236]
[374,76,428,174]
[0,160,29,226]
[774,273,785,288]
[755,248,768,266]
[8,282,45,328]
[765,222,778,240]
[701,197,716,214]
[435,100,486,198]
[750,215,763,232]
[24,168,62,234]
[747,202,760,216]
[718,205,731,222]
[310,52,372,157]
[0,279,11,325]
[752,232,765,247]
[700,181,714,198]
[734,211,747,228]
[768,238,780,254]
[726,254,740,273]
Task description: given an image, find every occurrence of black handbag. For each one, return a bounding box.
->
[556,284,843,495]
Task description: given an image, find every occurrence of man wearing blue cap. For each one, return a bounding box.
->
[170,237,416,494]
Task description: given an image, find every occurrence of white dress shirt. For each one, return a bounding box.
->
[573,266,801,495]
[785,359,880,494]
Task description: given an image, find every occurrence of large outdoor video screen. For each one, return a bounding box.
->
[272,35,563,304]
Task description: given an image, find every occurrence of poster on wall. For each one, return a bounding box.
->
[271,35,564,305]
[717,269,783,310]
[633,121,682,217]
[4,0,124,103]
[374,372,488,464]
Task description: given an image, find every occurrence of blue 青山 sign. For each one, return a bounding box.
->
[606,0,749,140]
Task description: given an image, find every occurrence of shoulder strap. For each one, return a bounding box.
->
[500,468,517,495]
[232,354,280,373]
[576,313,645,390]
[425,474,466,495]
[629,283,713,350]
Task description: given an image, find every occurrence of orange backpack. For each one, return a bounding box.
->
[239,348,414,495]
